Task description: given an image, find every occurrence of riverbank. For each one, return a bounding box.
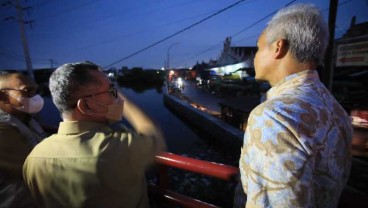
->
[163,93,243,150]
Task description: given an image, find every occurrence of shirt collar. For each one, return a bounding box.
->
[58,120,112,134]
[266,70,320,100]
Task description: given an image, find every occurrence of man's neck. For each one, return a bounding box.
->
[269,58,315,86]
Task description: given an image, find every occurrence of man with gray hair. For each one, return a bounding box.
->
[23,61,166,207]
[235,4,352,207]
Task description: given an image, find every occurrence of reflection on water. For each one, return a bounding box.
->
[119,83,163,94]
[120,87,206,154]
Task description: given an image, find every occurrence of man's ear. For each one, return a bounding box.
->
[77,99,91,115]
[273,39,288,59]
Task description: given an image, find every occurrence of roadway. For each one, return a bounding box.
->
[180,80,223,115]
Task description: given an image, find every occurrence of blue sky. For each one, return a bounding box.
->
[1,0,367,70]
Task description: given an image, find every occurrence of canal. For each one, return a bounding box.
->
[37,85,240,207]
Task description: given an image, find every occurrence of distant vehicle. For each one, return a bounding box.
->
[177,77,184,90]
[196,76,203,85]
[108,72,116,80]
[208,75,222,90]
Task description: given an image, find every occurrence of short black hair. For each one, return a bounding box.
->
[49,61,102,115]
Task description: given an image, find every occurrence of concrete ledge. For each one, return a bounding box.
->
[163,93,243,148]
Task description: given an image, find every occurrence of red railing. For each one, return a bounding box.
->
[150,152,239,208]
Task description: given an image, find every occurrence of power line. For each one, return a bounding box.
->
[35,0,100,20]
[103,0,247,68]
[174,33,260,65]
[74,10,214,52]
[30,0,55,9]
[69,0,260,50]
[233,0,296,38]
[0,51,24,62]
[174,43,223,65]
[173,0,296,65]
[233,33,260,44]
[74,1,257,53]
[35,0,197,34]
[174,0,353,66]
[2,0,35,78]
[0,46,23,57]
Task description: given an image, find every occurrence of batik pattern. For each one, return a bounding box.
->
[239,70,352,208]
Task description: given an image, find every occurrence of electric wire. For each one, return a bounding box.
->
[103,0,246,68]
[174,0,353,67]
[35,0,100,20]
[174,0,296,65]
[75,10,214,52]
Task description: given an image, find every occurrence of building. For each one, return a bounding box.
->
[332,17,368,111]
[210,37,257,78]
[217,37,256,66]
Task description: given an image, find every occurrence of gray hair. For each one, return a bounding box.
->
[49,61,101,115]
[0,70,25,88]
[265,4,329,64]
[0,70,30,88]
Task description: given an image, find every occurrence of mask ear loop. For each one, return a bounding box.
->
[78,98,108,119]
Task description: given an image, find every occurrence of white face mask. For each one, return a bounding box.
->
[86,96,124,124]
[7,93,44,114]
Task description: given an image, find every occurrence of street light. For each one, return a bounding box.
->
[166,42,179,93]
[167,42,179,71]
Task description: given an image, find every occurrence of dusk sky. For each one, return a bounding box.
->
[1,0,368,70]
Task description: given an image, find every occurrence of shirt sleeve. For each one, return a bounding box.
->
[112,127,157,172]
[128,131,157,168]
[240,104,313,208]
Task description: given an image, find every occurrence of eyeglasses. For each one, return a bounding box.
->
[0,88,39,97]
[80,85,118,99]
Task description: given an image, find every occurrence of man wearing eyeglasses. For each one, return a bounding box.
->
[0,70,46,208]
[23,61,166,208]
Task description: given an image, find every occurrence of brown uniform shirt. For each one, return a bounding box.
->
[23,121,158,208]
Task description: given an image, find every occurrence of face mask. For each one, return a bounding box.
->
[87,97,124,124]
[7,93,44,114]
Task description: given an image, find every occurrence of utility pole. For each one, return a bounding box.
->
[167,42,179,71]
[49,58,55,69]
[15,0,34,80]
[3,0,34,80]
[323,0,338,91]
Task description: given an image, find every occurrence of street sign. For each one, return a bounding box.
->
[336,40,368,67]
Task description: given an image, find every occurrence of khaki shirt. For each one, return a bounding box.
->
[23,121,157,208]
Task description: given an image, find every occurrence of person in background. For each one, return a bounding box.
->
[23,61,166,208]
[0,70,45,208]
[234,4,352,207]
